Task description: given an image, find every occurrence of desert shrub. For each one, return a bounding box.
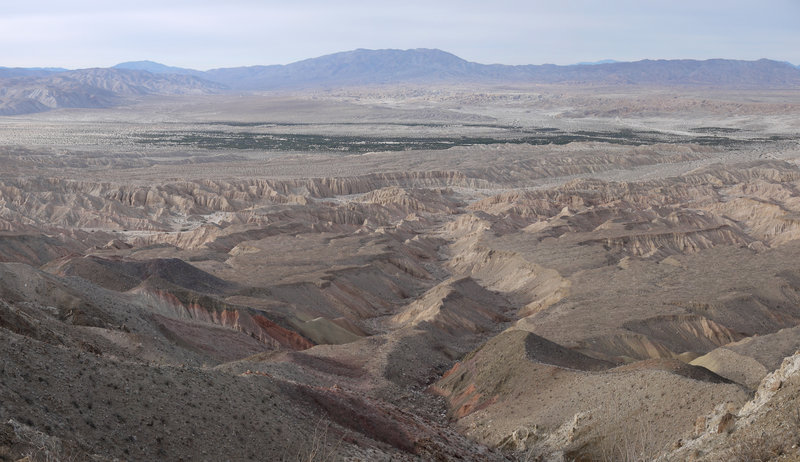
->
[733,431,786,462]
[281,418,345,462]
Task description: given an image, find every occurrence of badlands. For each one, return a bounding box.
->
[1,83,800,461]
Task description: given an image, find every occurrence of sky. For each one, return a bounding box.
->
[1,0,798,69]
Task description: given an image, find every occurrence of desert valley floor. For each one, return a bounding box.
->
[2,85,800,461]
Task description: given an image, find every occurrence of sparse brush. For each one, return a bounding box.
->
[595,419,665,462]
[790,407,800,428]
[734,431,786,462]
[281,418,346,462]
[8,420,81,462]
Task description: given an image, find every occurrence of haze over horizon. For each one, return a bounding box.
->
[1,0,798,70]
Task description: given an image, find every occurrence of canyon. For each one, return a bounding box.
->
[1,65,800,461]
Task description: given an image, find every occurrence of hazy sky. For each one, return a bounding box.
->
[1,0,798,69]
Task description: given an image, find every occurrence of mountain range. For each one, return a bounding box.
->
[2,48,800,115]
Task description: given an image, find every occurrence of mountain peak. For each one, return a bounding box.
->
[575,59,620,66]
[113,61,201,76]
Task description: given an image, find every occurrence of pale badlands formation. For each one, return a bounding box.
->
[1,83,800,461]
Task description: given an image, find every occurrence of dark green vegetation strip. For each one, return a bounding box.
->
[132,128,792,153]
[689,127,743,134]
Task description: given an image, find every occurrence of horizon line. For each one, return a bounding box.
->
[2,48,798,72]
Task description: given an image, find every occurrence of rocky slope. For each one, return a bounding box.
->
[661,351,800,461]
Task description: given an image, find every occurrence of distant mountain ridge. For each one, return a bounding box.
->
[0,68,225,116]
[200,49,800,90]
[2,48,800,115]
